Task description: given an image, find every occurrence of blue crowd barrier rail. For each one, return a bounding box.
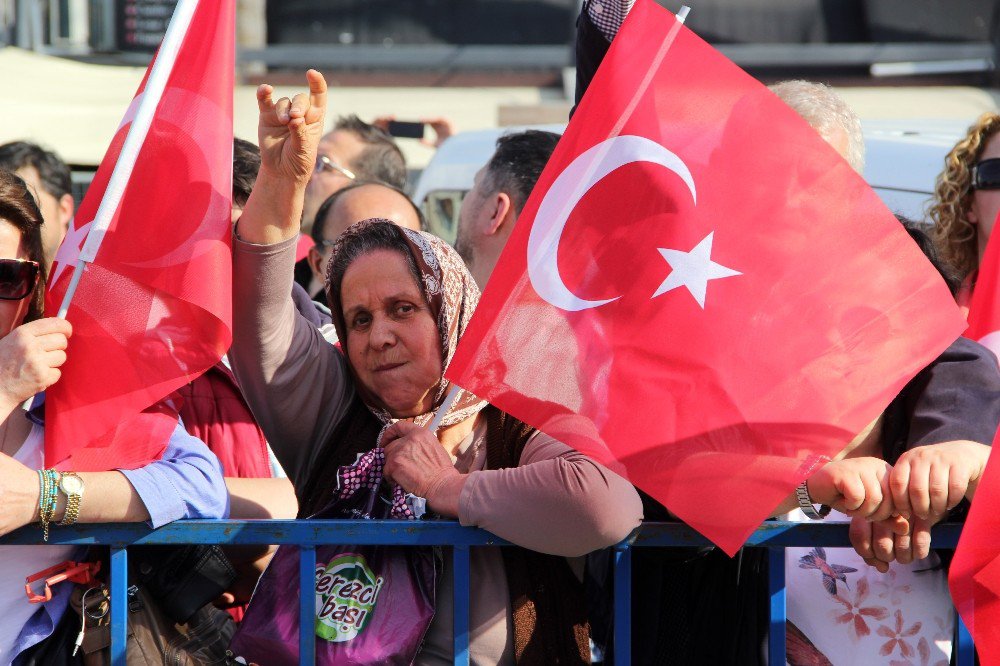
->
[1,520,972,666]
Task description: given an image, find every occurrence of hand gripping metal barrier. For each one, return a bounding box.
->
[1,520,973,665]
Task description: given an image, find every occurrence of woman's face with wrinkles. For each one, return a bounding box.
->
[340,249,443,418]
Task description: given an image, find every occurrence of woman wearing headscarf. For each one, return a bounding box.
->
[229,73,641,664]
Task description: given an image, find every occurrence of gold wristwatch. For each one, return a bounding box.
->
[58,472,84,526]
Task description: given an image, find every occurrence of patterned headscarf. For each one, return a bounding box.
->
[325,219,488,429]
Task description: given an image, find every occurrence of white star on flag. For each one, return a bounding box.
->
[653,232,741,308]
[50,217,92,286]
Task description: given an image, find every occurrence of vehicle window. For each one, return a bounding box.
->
[421,186,931,247]
[421,190,467,245]
[70,168,97,207]
[872,187,933,226]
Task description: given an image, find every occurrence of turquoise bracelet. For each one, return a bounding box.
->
[38,469,59,541]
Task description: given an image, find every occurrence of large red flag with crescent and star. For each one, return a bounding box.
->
[445,0,966,554]
[43,0,234,470]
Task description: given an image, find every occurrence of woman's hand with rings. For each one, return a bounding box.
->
[382,421,465,517]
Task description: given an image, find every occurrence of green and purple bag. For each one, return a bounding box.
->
[230,448,437,665]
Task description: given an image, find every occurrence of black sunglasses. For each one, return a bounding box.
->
[971,158,1000,190]
[0,259,39,301]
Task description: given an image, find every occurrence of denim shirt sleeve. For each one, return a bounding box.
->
[118,422,230,527]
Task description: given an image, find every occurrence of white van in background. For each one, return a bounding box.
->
[412,121,966,245]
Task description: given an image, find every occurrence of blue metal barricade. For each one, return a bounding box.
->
[2,520,972,665]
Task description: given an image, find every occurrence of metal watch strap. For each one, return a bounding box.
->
[795,480,831,520]
[59,472,84,526]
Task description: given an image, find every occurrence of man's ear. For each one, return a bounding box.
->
[486,191,514,236]
[57,193,74,234]
[307,246,326,283]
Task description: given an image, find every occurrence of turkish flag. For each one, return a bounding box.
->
[44,0,234,470]
[445,0,966,554]
[963,211,1000,361]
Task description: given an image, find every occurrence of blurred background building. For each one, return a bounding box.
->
[1,1,999,174]
[3,0,998,85]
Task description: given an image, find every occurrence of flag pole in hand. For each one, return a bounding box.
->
[56,0,202,318]
[44,0,234,470]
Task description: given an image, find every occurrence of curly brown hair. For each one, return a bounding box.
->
[929,112,1000,278]
[0,169,47,322]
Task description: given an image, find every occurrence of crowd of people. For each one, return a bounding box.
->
[0,0,998,664]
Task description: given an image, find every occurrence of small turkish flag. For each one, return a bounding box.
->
[44,0,234,470]
[446,0,965,554]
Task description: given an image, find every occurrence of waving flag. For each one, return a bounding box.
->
[446,0,965,554]
[44,0,234,470]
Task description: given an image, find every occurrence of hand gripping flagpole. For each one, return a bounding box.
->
[56,0,201,319]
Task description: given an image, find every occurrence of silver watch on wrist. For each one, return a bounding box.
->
[795,481,831,520]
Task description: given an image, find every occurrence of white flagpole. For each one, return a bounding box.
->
[427,384,461,433]
[56,0,201,319]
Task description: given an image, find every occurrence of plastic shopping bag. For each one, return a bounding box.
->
[230,448,437,665]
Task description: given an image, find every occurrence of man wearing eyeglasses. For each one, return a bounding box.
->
[301,115,407,236]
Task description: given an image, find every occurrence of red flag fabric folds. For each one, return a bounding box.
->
[964,212,1000,362]
[949,432,1000,665]
[446,0,965,554]
[950,214,1000,660]
[44,0,234,470]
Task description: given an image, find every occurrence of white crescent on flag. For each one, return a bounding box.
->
[527,135,697,312]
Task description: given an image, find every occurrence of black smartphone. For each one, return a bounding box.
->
[386,120,426,139]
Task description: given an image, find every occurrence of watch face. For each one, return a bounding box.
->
[60,475,84,495]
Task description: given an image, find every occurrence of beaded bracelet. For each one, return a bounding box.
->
[37,469,60,541]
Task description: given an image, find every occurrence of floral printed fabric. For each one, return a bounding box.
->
[335,446,416,519]
[785,509,953,666]
[585,0,636,42]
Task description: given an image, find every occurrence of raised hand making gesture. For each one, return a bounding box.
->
[240,70,328,245]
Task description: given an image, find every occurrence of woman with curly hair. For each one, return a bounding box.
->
[929,112,1000,311]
